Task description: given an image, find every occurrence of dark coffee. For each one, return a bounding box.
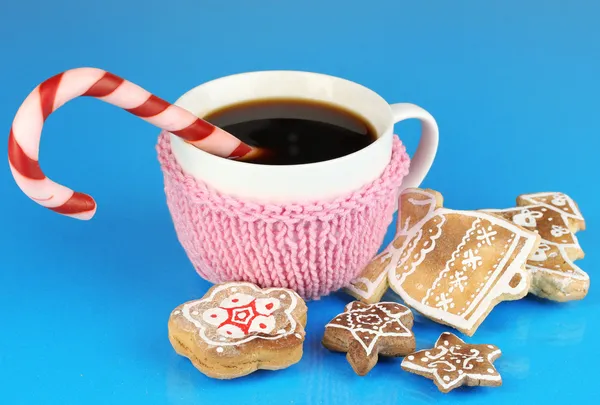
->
[204,99,377,165]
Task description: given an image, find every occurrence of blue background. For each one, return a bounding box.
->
[1,0,599,403]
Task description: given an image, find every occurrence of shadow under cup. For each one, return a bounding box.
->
[158,71,416,299]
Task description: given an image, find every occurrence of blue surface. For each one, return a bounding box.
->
[1,1,599,403]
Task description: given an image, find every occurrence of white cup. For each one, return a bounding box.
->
[169,71,439,203]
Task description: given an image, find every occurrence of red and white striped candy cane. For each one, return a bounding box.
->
[8,67,255,220]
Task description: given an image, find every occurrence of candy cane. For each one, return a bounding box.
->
[8,67,255,220]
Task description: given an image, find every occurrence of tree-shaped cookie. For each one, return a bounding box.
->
[322,301,416,375]
[346,188,541,336]
[484,192,587,301]
[401,332,502,393]
[168,282,307,379]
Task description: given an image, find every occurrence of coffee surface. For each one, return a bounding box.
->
[204,99,377,165]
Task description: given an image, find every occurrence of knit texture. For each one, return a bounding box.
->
[157,131,410,299]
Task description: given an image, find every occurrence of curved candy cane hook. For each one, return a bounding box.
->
[8,67,255,220]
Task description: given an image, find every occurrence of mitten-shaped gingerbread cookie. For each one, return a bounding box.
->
[348,188,541,336]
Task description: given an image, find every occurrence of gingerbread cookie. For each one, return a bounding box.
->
[348,188,540,336]
[345,189,443,303]
[168,282,307,379]
[484,192,587,301]
[322,301,416,376]
[401,332,502,393]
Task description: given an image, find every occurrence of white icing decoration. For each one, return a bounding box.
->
[216,347,223,353]
[435,294,454,312]
[248,315,276,334]
[202,307,228,326]
[397,197,430,234]
[220,293,254,309]
[512,209,542,228]
[530,243,550,262]
[551,225,570,237]
[254,297,280,315]
[217,323,245,338]
[476,227,497,246]
[462,249,482,270]
[551,194,567,206]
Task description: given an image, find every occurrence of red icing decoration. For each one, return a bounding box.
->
[216,297,275,335]
[219,300,259,334]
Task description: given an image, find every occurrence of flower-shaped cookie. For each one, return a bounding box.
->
[168,282,307,379]
[322,301,416,375]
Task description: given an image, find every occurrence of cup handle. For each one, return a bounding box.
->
[390,103,439,189]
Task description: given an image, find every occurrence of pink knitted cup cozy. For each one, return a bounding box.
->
[157,131,410,299]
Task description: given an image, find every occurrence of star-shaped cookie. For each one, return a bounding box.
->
[484,192,587,301]
[322,301,416,376]
[401,332,502,393]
